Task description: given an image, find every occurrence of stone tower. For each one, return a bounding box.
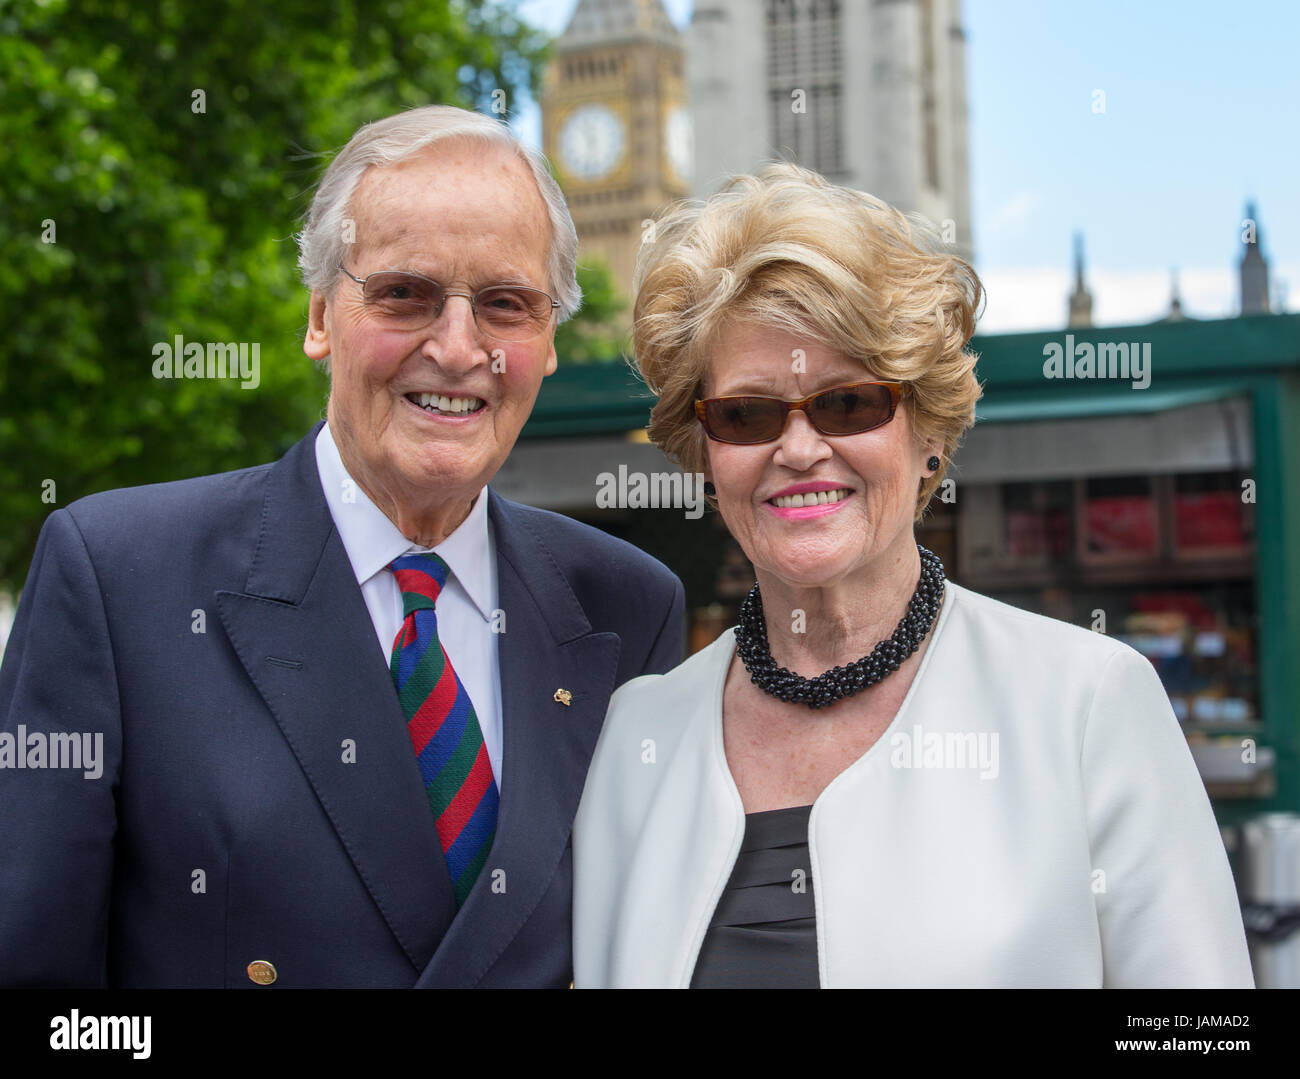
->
[541,0,690,298]
[687,0,973,260]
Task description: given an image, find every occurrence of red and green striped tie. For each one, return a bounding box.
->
[389,552,499,907]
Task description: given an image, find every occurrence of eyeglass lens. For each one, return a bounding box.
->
[703,383,896,443]
[358,271,552,340]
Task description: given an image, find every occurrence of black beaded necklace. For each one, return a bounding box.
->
[734,544,946,710]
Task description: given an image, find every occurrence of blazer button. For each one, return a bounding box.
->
[246,960,278,985]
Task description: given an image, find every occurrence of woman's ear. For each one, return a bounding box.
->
[700,439,715,495]
[697,444,717,500]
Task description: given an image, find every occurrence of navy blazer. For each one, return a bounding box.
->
[0,424,685,987]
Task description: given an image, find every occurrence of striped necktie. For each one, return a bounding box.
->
[389,551,499,907]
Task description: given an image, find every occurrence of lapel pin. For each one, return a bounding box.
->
[553,688,573,707]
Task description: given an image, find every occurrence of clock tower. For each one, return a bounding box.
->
[542,0,690,300]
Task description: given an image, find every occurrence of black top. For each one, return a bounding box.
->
[689,804,818,988]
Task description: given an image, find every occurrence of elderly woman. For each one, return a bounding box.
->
[572,163,1254,989]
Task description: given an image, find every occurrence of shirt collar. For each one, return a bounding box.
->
[314,422,495,621]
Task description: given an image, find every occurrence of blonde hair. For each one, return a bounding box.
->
[631,162,983,518]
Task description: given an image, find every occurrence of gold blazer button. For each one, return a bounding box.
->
[247,960,278,985]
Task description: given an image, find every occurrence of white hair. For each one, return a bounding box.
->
[296,104,581,322]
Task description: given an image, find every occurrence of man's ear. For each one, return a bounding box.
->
[543,335,557,377]
[303,291,330,361]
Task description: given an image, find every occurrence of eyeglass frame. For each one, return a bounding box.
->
[693,380,910,445]
[337,264,561,341]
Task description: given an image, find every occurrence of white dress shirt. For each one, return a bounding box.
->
[314,423,503,785]
[573,579,1255,988]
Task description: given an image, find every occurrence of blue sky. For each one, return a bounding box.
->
[513,0,1297,331]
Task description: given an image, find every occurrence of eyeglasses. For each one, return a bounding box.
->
[339,265,560,342]
[694,381,908,445]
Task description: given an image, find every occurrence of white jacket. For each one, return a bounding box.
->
[573,580,1255,988]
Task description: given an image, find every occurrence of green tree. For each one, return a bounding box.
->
[554,256,632,364]
[0,0,550,591]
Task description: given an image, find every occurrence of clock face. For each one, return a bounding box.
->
[665,105,692,184]
[559,104,625,182]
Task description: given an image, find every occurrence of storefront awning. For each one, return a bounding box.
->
[956,391,1255,484]
[974,380,1258,424]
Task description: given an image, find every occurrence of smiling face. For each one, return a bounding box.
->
[303,138,557,540]
[702,322,941,591]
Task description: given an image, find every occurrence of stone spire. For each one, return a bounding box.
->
[1165,268,1185,321]
[1067,232,1093,328]
[1239,201,1270,315]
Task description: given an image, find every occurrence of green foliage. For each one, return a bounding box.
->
[554,256,632,364]
[0,0,552,591]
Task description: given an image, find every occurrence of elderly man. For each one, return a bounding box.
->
[0,105,685,988]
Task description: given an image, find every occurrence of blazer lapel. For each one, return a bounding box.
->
[414,493,622,987]
[214,426,455,973]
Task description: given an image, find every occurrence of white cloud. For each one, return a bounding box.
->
[975,267,1071,333]
[975,262,1297,334]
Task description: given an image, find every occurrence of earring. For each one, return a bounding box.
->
[703,481,716,497]
[926,456,940,471]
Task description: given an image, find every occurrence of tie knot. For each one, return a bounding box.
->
[390,551,450,610]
